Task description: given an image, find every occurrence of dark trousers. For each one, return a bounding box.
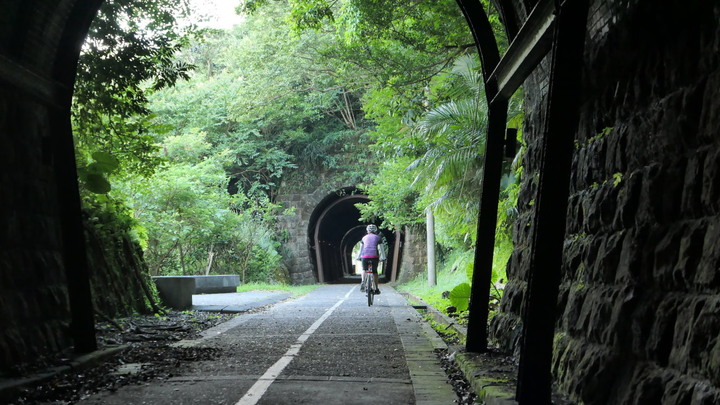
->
[361,258,379,273]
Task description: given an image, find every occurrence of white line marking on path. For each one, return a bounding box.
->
[235,287,355,405]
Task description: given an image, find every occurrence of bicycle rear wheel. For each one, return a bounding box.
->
[366,274,373,306]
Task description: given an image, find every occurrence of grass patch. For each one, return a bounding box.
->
[236,282,321,298]
[395,268,469,316]
[396,240,511,323]
[425,316,465,345]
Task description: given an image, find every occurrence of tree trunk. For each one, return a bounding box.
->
[205,243,216,275]
[240,245,251,284]
[178,243,187,275]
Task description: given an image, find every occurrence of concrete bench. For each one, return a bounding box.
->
[152,275,240,310]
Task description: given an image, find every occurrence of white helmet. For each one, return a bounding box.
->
[366,224,378,233]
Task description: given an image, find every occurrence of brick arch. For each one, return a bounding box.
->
[307,188,402,283]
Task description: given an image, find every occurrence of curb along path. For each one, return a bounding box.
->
[78,285,456,404]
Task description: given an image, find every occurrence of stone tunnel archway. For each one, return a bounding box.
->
[307,187,402,283]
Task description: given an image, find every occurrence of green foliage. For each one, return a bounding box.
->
[285,0,478,86]
[356,156,423,228]
[613,172,624,187]
[449,282,471,312]
[78,151,120,194]
[82,193,145,240]
[74,0,522,297]
[362,55,522,250]
[113,130,285,281]
[73,0,200,181]
[149,3,372,197]
[107,1,377,284]
[363,51,521,318]
[246,244,289,284]
[396,261,470,315]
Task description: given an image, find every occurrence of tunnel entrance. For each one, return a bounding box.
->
[308,187,402,283]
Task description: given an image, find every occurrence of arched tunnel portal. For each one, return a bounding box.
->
[308,187,402,284]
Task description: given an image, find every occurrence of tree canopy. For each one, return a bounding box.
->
[73,0,521,303]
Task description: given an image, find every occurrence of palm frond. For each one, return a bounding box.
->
[406,53,498,218]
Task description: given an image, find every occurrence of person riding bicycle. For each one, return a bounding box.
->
[357,224,386,294]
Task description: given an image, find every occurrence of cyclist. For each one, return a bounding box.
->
[357,224,386,294]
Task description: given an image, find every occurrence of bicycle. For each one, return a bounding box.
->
[363,266,376,306]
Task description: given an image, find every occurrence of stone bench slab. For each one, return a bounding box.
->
[152,275,240,310]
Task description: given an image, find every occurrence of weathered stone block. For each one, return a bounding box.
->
[681,150,707,217]
[498,280,525,316]
[582,189,600,234]
[614,226,648,284]
[634,163,683,227]
[612,169,642,230]
[560,284,585,334]
[671,220,706,288]
[690,385,720,405]
[667,296,702,372]
[552,338,621,404]
[652,224,683,288]
[641,295,678,366]
[701,147,720,215]
[565,193,583,235]
[516,173,538,210]
[488,311,522,355]
[685,299,720,376]
[507,245,530,281]
[710,338,720,386]
[151,276,195,310]
[595,231,624,283]
[698,71,720,143]
[597,183,620,230]
[581,286,629,345]
[561,235,585,280]
[695,219,720,289]
[604,125,628,176]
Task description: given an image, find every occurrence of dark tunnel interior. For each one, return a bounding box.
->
[308,187,402,283]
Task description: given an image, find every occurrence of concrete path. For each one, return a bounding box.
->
[77,285,456,404]
[192,291,292,313]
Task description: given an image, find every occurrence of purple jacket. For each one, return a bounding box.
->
[359,233,382,258]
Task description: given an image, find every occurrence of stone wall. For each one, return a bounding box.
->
[276,190,326,285]
[0,0,158,374]
[84,211,159,318]
[1,0,95,373]
[276,171,355,284]
[0,89,73,375]
[490,0,720,402]
[396,225,427,284]
[0,0,82,375]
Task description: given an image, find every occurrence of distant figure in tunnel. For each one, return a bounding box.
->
[357,224,386,294]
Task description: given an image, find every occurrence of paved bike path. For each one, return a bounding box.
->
[77,285,455,404]
[192,291,292,313]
